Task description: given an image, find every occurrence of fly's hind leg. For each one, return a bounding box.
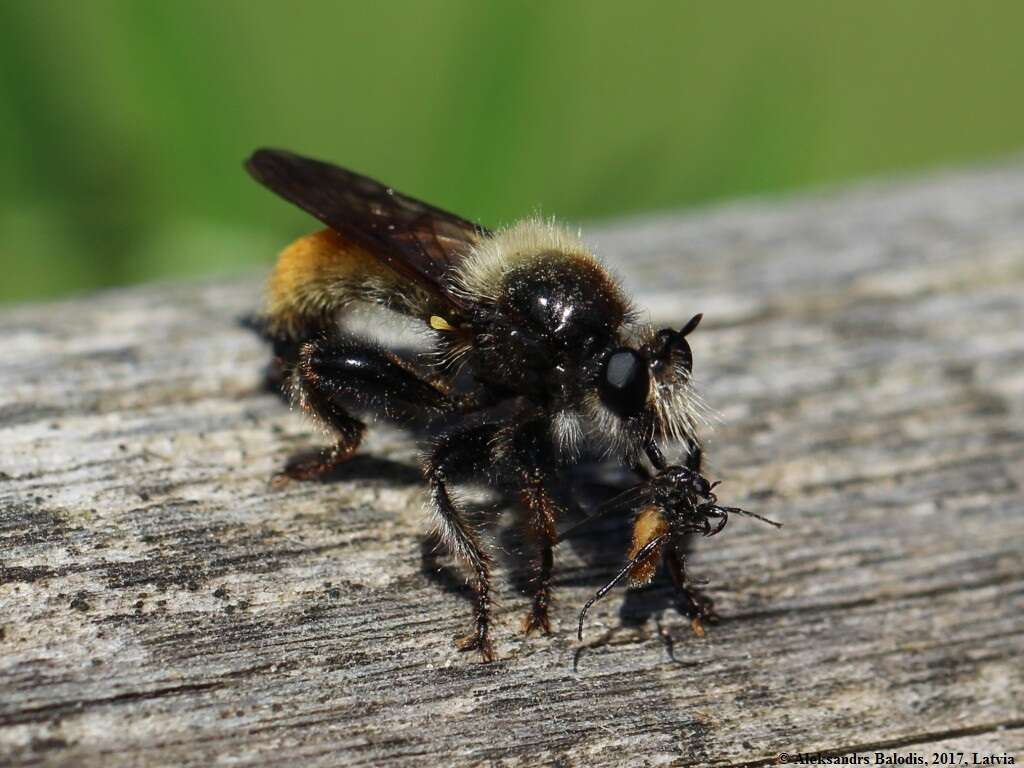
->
[277,333,449,484]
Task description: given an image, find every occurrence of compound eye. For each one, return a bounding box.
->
[599,348,650,418]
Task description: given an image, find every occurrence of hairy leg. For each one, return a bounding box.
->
[426,424,499,661]
[280,333,449,483]
[520,479,557,635]
[509,420,563,635]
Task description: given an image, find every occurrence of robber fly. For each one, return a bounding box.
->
[246,149,775,661]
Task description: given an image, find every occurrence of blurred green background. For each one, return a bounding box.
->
[2,1,1024,303]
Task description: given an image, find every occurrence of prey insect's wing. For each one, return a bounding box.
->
[246,148,490,315]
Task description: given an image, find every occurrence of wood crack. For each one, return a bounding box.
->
[0,681,225,727]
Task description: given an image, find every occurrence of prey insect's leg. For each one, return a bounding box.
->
[282,334,449,483]
[664,545,718,637]
[578,534,669,640]
[426,425,499,662]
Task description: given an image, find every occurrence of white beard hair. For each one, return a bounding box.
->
[581,363,713,463]
[652,365,712,447]
[550,409,585,461]
[581,392,645,460]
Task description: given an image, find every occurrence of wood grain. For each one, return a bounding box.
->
[2,164,1023,767]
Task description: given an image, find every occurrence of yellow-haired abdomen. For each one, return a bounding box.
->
[264,228,406,339]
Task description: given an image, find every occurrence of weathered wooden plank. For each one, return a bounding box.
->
[1,163,1023,767]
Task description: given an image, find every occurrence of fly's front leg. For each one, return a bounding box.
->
[510,420,564,636]
[426,425,498,662]
[644,436,702,474]
[684,441,703,474]
[279,333,449,484]
[517,474,559,636]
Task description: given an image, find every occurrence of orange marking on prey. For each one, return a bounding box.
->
[627,505,669,586]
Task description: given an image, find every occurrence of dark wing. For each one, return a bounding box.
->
[246,148,490,313]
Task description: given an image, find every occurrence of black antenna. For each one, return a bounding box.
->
[680,313,703,336]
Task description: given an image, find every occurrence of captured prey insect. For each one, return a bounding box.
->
[246,148,769,661]
[561,465,781,641]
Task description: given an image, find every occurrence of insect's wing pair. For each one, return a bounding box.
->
[246,148,490,319]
